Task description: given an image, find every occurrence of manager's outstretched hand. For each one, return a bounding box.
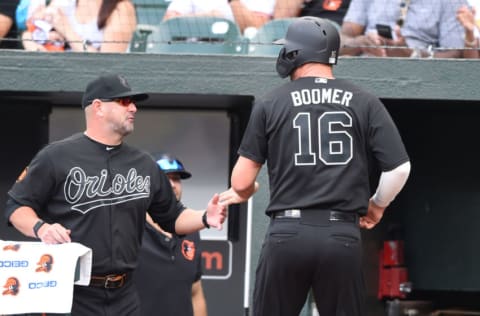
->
[205,193,228,230]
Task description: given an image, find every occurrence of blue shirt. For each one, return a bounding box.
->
[344,0,467,49]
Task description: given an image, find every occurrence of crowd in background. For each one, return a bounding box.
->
[0,0,479,58]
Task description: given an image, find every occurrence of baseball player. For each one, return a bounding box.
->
[135,153,207,316]
[4,73,226,316]
[220,17,411,316]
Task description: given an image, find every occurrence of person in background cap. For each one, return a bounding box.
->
[4,73,227,316]
[135,153,208,316]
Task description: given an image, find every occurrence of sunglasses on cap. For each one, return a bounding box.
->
[100,97,135,107]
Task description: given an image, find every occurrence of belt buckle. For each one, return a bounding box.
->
[284,209,301,218]
[104,274,124,289]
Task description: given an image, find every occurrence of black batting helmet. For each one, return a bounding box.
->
[275,17,340,78]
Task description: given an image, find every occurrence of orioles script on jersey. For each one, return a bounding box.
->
[290,88,353,107]
[64,167,151,214]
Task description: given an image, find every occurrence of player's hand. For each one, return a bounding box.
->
[219,187,243,205]
[359,199,385,229]
[205,193,228,230]
[38,223,71,244]
[219,182,259,206]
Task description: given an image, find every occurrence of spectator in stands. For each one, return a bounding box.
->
[22,0,136,52]
[457,3,479,58]
[340,0,467,58]
[163,0,275,34]
[273,0,351,27]
[0,0,21,49]
[15,0,30,33]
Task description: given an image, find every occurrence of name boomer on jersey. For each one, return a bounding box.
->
[291,87,353,107]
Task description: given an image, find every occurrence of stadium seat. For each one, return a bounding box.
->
[248,18,297,56]
[129,24,157,53]
[132,0,172,26]
[145,16,249,55]
[248,18,340,56]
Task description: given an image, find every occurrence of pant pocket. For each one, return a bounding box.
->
[330,233,359,247]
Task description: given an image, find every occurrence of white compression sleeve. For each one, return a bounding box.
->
[371,161,411,208]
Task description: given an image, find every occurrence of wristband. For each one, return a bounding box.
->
[33,219,46,239]
[202,211,210,229]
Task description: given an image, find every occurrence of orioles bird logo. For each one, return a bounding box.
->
[181,240,196,261]
[118,75,129,88]
[2,244,21,251]
[2,277,20,296]
[36,254,54,273]
[323,0,343,11]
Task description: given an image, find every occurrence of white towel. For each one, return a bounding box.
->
[0,240,92,315]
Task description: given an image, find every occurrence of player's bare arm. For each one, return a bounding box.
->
[229,156,262,202]
[360,161,411,229]
[218,156,261,206]
[219,181,260,206]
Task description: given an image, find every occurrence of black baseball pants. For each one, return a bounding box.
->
[252,213,366,316]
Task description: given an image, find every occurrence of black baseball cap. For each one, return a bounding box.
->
[153,153,192,179]
[81,74,149,108]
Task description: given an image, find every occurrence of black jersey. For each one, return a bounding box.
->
[135,224,202,316]
[239,77,409,215]
[7,133,184,274]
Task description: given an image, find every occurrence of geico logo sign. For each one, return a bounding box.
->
[0,260,29,268]
[29,280,57,289]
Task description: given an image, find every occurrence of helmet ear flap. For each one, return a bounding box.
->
[276,47,295,79]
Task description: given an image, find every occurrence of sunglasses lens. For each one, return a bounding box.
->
[117,97,133,106]
[157,158,184,172]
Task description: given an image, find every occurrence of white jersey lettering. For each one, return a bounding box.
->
[64,167,151,214]
[291,88,353,107]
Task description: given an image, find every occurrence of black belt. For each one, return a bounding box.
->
[272,209,358,223]
[89,273,127,289]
